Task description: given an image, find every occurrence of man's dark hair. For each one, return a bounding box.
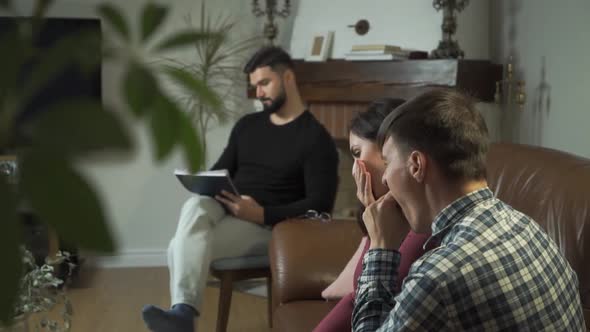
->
[243,46,294,74]
[349,98,406,141]
[377,89,489,181]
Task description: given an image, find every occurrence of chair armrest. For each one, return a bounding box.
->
[269,218,362,310]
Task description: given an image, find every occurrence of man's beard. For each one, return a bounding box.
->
[259,89,287,114]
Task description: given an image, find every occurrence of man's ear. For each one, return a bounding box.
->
[408,151,426,183]
[282,68,295,85]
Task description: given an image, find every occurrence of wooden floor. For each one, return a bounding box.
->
[30,267,271,332]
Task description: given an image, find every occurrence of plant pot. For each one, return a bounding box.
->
[0,316,29,332]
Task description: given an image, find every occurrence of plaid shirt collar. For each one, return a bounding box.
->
[424,187,494,247]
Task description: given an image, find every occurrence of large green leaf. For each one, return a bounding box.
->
[27,99,132,158]
[97,3,131,42]
[150,94,180,160]
[32,0,54,20]
[164,66,222,110]
[0,26,27,97]
[0,22,32,149]
[20,153,115,252]
[124,62,159,117]
[0,178,22,322]
[177,110,203,172]
[0,0,12,9]
[140,2,168,42]
[155,30,221,52]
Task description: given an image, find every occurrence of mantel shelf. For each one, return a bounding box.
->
[248,59,502,103]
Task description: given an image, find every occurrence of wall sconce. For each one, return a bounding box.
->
[495,56,526,111]
[252,0,291,45]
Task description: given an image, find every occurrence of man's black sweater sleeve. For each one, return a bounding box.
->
[263,130,339,225]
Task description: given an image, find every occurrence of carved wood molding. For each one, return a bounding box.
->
[292,59,502,103]
[308,103,367,141]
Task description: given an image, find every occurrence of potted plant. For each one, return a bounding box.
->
[163,1,261,162]
[0,248,74,332]
[0,0,225,323]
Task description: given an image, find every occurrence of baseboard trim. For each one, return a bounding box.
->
[87,249,167,268]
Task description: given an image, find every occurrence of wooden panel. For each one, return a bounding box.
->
[299,85,439,103]
[309,103,367,141]
[457,61,503,102]
[246,59,502,139]
[294,59,458,86]
[293,59,501,103]
[247,59,501,102]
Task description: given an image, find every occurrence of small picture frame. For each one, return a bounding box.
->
[305,31,334,62]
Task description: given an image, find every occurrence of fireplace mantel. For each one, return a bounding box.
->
[247,59,502,140]
[292,59,501,103]
[249,59,502,103]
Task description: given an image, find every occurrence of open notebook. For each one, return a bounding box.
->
[174,169,239,197]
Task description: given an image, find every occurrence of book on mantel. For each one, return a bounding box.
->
[344,49,428,61]
[351,44,402,52]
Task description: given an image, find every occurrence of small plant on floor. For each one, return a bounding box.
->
[1,248,75,331]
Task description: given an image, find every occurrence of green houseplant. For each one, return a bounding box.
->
[0,0,227,324]
[0,249,74,332]
[163,1,260,161]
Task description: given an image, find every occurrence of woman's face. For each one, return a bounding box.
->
[349,132,389,199]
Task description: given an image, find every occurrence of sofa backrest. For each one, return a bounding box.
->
[270,219,362,312]
[270,143,590,328]
[487,142,590,325]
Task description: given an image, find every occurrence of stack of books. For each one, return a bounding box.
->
[345,44,428,61]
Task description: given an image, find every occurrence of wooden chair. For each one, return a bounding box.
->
[210,255,272,332]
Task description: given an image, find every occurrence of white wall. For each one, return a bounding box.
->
[491,0,590,158]
[287,0,502,141]
[289,0,490,60]
[35,0,589,266]
[10,0,555,266]
[3,0,261,266]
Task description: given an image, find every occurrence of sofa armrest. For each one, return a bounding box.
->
[269,218,363,310]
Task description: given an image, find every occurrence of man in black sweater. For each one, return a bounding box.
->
[142,47,339,332]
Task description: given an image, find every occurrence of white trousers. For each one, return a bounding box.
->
[167,196,272,311]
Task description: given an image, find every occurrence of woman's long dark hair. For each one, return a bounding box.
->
[349,98,406,235]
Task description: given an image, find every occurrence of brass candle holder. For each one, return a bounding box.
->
[495,56,526,111]
[252,0,291,45]
[431,0,469,59]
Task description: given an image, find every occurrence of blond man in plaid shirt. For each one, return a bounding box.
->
[352,89,585,331]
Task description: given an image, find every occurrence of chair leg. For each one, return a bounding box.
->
[266,276,273,328]
[216,272,233,332]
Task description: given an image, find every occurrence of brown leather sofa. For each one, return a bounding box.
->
[269,143,590,331]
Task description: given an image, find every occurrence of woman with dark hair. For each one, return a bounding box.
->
[313,98,431,332]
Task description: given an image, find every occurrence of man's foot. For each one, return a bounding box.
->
[141,304,196,332]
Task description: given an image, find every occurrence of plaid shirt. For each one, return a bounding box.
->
[353,188,585,331]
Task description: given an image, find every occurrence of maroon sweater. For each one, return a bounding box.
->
[314,231,431,332]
